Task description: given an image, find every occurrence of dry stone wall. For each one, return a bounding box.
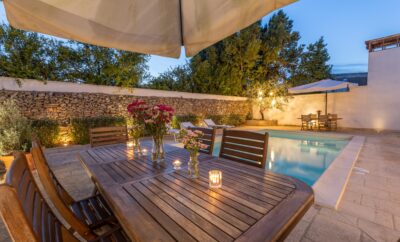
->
[0,90,251,124]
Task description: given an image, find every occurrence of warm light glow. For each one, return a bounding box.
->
[258,90,263,96]
[142,148,148,153]
[127,141,134,148]
[173,159,182,170]
[209,170,222,188]
[258,96,263,101]
[271,99,277,107]
[269,91,274,96]
[63,143,68,147]
[271,150,275,162]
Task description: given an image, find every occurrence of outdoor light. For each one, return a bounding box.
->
[258,90,263,96]
[271,99,277,107]
[63,142,68,147]
[127,141,135,148]
[173,159,182,170]
[269,91,274,96]
[209,170,222,188]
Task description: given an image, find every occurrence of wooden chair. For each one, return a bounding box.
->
[188,127,217,155]
[317,115,329,131]
[30,139,119,231]
[0,152,129,242]
[90,126,128,147]
[219,129,268,169]
[301,115,311,130]
[328,114,338,131]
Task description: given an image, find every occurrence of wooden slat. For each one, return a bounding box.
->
[79,144,314,242]
[90,126,128,147]
[223,137,264,148]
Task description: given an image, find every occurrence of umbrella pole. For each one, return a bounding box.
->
[325,92,328,115]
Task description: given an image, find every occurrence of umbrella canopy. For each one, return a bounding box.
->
[3,0,297,58]
[289,79,358,115]
[289,79,357,95]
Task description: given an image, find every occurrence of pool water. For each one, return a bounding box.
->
[212,130,350,186]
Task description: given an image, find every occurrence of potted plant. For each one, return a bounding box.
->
[0,100,31,179]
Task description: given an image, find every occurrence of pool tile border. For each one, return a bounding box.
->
[312,135,365,209]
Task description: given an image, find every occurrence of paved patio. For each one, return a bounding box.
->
[1,127,400,242]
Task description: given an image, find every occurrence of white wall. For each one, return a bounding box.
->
[0,77,247,101]
[258,47,400,131]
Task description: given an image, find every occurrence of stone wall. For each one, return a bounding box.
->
[0,90,250,124]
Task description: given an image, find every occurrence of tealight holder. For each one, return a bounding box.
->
[173,159,182,170]
[209,170,222,188]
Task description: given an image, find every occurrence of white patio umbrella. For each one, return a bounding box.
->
[3,0,297,58]
[289,79,358,115]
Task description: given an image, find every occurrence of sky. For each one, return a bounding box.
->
[1,0,400,76]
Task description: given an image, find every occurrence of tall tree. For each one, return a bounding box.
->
[290,37,332,86]
[0,24,149,87]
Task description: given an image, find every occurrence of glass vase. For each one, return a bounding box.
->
[151,135,165,166]
[188,151,200,179]
[133,138,143,155]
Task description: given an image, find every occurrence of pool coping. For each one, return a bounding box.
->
[312,135,365,209]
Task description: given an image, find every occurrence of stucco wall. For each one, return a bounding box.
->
[0,77,251,124]
[257,47,400,131]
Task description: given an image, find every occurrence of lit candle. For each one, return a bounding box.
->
[209,170,222,188]
[142,148,148,153]
[173,159,182,170]
[127,141,134,148]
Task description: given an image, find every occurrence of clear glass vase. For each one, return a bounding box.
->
[151,135,165,166]
[188,151,200,179]
[133,138,143,155]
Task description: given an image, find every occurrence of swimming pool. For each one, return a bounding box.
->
[212,130,350,186]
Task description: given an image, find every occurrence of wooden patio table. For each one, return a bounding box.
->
[79,144,314,242]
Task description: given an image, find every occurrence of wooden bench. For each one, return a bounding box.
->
[90,126,128,147]
[219,129,268,169]
[188,127,217,155]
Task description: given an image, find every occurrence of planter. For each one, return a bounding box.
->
[245,120,278,126]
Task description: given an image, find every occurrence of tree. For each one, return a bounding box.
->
[0,24,149,87]
[290,37,332,86]
[146,65,191,91]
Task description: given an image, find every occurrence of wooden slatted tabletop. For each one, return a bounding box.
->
[79,144,314,242]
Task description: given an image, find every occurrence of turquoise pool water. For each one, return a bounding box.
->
[212,130,350,186]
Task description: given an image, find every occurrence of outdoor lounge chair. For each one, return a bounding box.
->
[0,152,129,242]
[166,124,180,141]
[219,129,268,169]
[188,127,217,155]
[30,139,122,232]
[89,126,128,147]
[204,119,234,129]
[180,121,196,129]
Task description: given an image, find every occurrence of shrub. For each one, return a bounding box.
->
[0,99,31,155]
[70,116,126,144]
[31,119,60,147]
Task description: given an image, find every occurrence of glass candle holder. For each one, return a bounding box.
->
[127,141,135,148]
[173,159,182,170]
[209,170,222,188]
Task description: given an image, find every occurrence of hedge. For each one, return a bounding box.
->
[70,116,126,144]
[31,119,60,148]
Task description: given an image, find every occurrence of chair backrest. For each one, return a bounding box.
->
[30,140,96,241]
[180,122,195,129]
[204,119,216,127]
[301,115,311,122]
[310,114,317,120]
[31,139,75,206]
[90,126,128,147]
[188,127,217,155]
[0,152,81,242]
[318,115,328,122]
[219,130,268,169]
[329,114,338,119]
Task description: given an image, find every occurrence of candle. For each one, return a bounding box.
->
[127,141,134,148]
[173,159,182,170]
[142,148,148,153]
[209,170,222,188]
